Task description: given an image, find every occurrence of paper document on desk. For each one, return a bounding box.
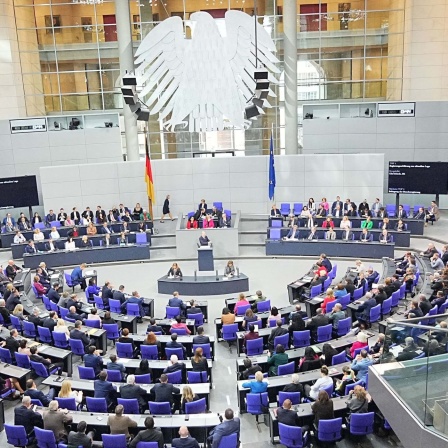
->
[84,270,96,277]
[88,329,97,336]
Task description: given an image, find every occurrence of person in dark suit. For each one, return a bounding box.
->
[365,268,379,290]
[396,205,407,219]
[130,416,164,448]
[70,321,91,350]
[307,226,319,240]
[331,196,343,215]
[3,213,16,229]
[147,318,164,334]
[306,309,329,340]
[67,306,84,322]
[3,328,20,357]
[96,206,107,223]
[192,326,210,344]
[267,320,288,351]
[172,426,199,448]
[24,240,37,254]
[66,294,84,313]
[14,396,43,437]
[71,263,87,290]
[207,408,240,448]
[120,374,147,412]
[57,208,67,224]
[42,311,58,332]
[101,281,114,306]
[94,371,117,409]
[168,263,183,278]
[84,345,103,376]
[359,228,371,242]
[276,399,300,426]
[24,379,55,407]
[341,229,353,241]
[413,207,425,219]
[199,231,211,246]
[99,222,112,235]
[45,210,57,225]
[379,230,392,243]
[152,374,180,408]
[29,345,63,375]
[47,283,61,304]
[82,207,94,222]
[283,373,305,394]
[5,289,20,312]
[163,355,187,383]
[166,333,187,357]
[270,205,280,217]
[355,293,377,327]
[5,260,21,280]
[112,284,125,304]
[28,307,43,328]
[285,225,300,240]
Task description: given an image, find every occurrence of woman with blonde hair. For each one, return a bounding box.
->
[242,370,268,392]
[181,385,199,413]
[321,288,336,311]
[58,379,83,404]
[53,318,70,339]
[347,385,369,417]
[12,304,25,320]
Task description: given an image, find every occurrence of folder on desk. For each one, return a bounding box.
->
[88,329,97,336]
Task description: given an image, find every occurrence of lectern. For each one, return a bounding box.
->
[197,246,214,271]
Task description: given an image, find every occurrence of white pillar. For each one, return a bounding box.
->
[115,0,140,161]
[283,1,298,154]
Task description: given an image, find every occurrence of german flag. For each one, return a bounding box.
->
[145,147,155,202]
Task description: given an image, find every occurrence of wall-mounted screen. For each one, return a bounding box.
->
[388,162,448,195]
[0,176,39,208]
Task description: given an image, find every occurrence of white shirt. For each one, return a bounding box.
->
[50,231,60,239]
[65,241,76,251]
[34,233,44,241]
[14,234,26,244]
[310,376,333,400]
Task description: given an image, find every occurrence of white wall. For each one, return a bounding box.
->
[39,154,384,217]
[0,118,122,216]
[302,100,448,207]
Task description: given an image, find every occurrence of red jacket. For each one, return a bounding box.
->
[322,220,334,229]
[187,220,198,229]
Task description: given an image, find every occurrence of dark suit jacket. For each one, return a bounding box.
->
[268,326,288,343]
[172,436,200,448]
[25,388,52,406]
[119,383,147,408]
[94,379,116,405]
[192,335,210,344]
[14,405,43,434]
[277,407,300,426]
[47,288,60,304]
[99,226,112,234]
[152,383,180,404]
[43,317,57,332]
[306,315,329,333]
[147,324,164,334]
[5,264,20,279]
[112,290,125,303]
[28,314,43,328]
[129,428,164,448]
[84,354,103,375]
[209,418,240,448]
[70,329,90,347]
[24,245,37,254]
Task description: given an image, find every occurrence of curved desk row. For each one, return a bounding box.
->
[157,274,249,296]
[0,220,152,248]
[11,232,151,259]
[269,216,425,235]
[23,244,150,269]
[267,227,411,247]
[266,239,395,259]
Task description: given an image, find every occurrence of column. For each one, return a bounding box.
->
[401,0,448,101]
[283,0,298,154]
[115,0,139,161]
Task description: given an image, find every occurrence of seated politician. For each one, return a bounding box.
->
[186,216,198,229]
[219,213,231,228]
[270,205,281,217]
[360,228,371,242]
[168,263,182,278]
[306,226,319,240]
[379,230,392,244]
[341,229,353,241]
[284,225,299,240]
[413,207,425,219]
[199,231,211,247]
[24,240,37,254]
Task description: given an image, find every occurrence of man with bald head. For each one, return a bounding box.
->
[5,259,21,280]
[276,399,300,426]
[172,426,199,448]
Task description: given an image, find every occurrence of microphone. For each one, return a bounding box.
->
[237,267,240,278]
[194,270,197,281]
[216,270,219,280]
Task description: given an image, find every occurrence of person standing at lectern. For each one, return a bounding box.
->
[199,231,210,246]
[168,263,183,278]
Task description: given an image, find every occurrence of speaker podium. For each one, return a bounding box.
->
[197,246,214,271]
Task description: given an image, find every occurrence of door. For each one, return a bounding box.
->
[300,4,327,32]
[103,15,117,42]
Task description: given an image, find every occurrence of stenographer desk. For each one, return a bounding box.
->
[237,362,349,412]
[267,227,411,248]
[53,410,220,443]
[266,239,395,258]
[268,397,349,443]
[157,274,249,296]
[23,244,150,269]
